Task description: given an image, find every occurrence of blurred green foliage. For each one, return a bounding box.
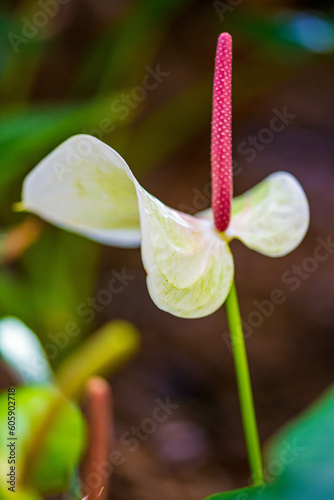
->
[0,316,140,498]
[206,383,334,500]
[1,0,333,361]
[0,0,211,362]
[1,2,334,497]
[0,384,86,496]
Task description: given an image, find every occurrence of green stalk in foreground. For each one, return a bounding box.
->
[225,280,264,486]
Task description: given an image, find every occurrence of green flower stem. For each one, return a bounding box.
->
[225,280,264,485]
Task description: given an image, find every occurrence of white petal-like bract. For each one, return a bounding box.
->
[137,188,234,318]
[22,135,141,247]
[226,172,309,257]
[22,135,234,318]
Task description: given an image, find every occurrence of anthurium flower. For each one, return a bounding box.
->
[20,33,309,319]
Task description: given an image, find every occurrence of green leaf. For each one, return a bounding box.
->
[204,385,334,500]
[0,485,42,500]
[0,385,86,495]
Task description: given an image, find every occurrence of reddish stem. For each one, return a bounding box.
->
[82,377,114,500]
[211,33,233,232]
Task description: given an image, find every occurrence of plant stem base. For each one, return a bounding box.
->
[225,280,264,485]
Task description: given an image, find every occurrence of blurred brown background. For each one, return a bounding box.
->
[1,0,334,499]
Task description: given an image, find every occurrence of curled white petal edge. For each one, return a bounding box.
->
[22,135,234,318]
[22,135,142,247]
[226,172,310,257]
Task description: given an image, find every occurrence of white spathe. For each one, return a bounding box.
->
[21,135,309,318]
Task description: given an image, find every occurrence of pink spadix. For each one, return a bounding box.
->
[211,33,232,232]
